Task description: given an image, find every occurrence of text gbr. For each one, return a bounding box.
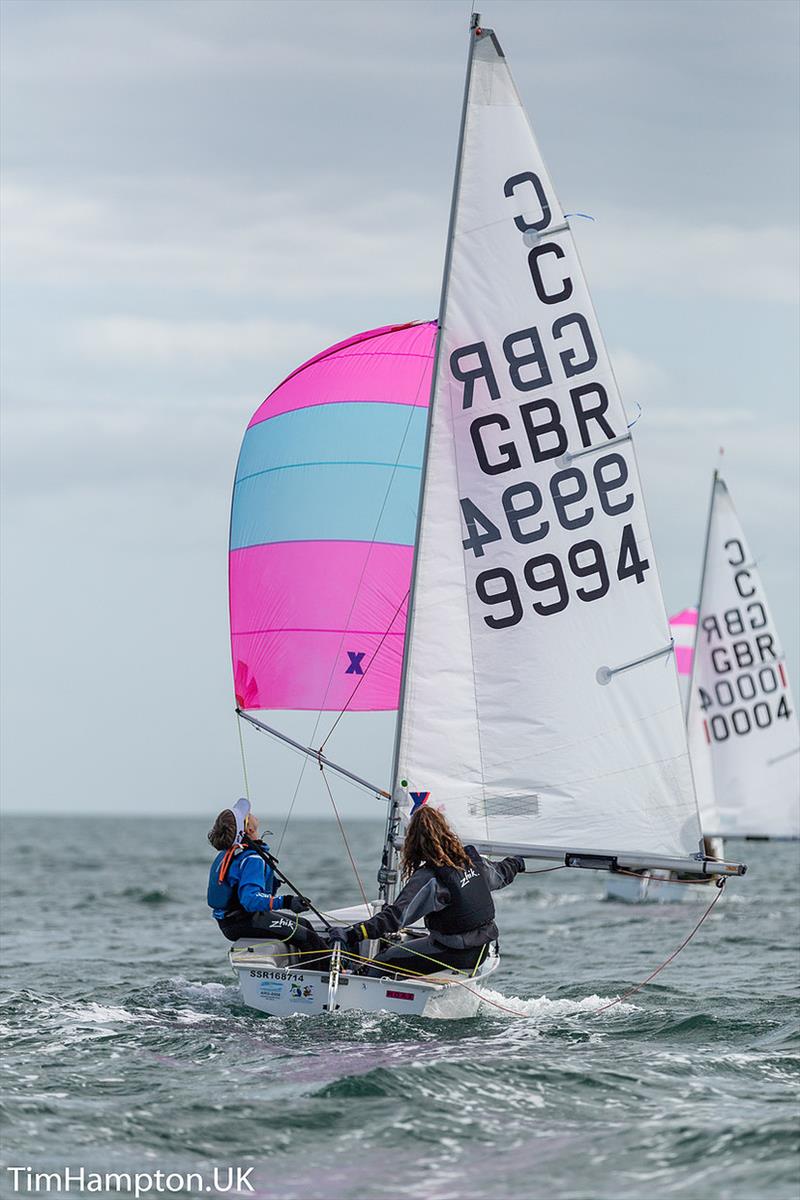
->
[450,170,649,630]
[697,536,792,743]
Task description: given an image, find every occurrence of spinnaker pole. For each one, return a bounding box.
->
[237,709,389,800]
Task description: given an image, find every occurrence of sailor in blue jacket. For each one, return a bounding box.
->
[207,799,328,962]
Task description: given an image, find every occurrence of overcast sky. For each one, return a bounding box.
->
[1,0,798,825]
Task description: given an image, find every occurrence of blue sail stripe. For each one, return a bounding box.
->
[231,461,422,548]
[230,403,428,550]
[235,401,427,482]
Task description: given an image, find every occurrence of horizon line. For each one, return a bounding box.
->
[0,809,384,819]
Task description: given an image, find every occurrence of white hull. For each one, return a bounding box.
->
[229,932,500,1018]
[604,871,716,904]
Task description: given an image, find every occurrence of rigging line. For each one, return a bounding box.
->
[318,763,371,907]
[276,749,312,855]
[272,717,388,853]
[611,867,717,886]
[311,368,429,717]
[278,352,432,849]
[236,947,532,1015]
[233,945,590,1022]
[323,947,535,1017]
[590,878,727,1015]
[320,872,725,1018]
[318,587,410,754]
[236,875,725,1022]
[236,711,251,801]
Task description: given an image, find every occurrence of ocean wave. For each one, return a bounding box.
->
[473,987,638,1020]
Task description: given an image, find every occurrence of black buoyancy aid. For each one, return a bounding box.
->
[207,846,260,915]
[425,848,495,936]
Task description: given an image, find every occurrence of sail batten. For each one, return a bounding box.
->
[393,24,704,864]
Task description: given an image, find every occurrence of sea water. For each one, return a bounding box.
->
[0,816,797,1199]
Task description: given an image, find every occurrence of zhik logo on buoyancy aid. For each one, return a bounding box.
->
[426,850,495,937]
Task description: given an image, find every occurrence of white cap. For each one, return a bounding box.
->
[231,797,251,842]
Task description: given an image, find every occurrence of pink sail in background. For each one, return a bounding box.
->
[229,321,436,711]
[670,608,698,677]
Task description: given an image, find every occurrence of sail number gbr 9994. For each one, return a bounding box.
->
[460,455,647,628]
[450,167,650,632]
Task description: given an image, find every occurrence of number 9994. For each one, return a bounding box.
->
[474,525,650,629]
[460,452,634,558]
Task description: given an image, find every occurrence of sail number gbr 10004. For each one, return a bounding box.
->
[460,451,649,628]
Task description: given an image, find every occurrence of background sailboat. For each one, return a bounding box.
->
[683,472,798,839]
[227,16,744,1016]
[608,470,798,901]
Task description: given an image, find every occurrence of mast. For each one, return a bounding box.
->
[379,13,481,904]
[381,20,745,877]
[686,468,719,730]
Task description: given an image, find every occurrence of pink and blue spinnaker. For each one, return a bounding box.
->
[229,321,436,712]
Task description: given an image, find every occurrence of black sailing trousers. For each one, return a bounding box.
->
[364,935,489,978]
[217,909,331,968]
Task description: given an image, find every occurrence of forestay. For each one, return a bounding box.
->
[229,322,435,713]
[687,474,799,838]
[394,25,703,863]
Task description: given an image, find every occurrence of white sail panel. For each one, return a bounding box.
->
[688,476,800,838]
[686,681,721,837]
[395,27,702,861]
[669,609,722,837]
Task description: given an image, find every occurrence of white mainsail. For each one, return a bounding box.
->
[393,22,705,866]
[687,473,800,838]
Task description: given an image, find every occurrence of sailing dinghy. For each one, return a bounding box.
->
[686,472,799,839]
[605,605,726,903]
[607,470,798,902]
[227,16,745,1017]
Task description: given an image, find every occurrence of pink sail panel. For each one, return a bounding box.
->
[229,321,436,712]
[670,608,698,676]
[230,542,412,710]
[247,322,435,427]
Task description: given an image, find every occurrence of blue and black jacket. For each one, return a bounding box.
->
[355,848,524,949]
[207,843,286,921]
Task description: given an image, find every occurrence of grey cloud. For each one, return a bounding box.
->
[1,178,443,307]
[1,0,797,816]
[2,1,797,221]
